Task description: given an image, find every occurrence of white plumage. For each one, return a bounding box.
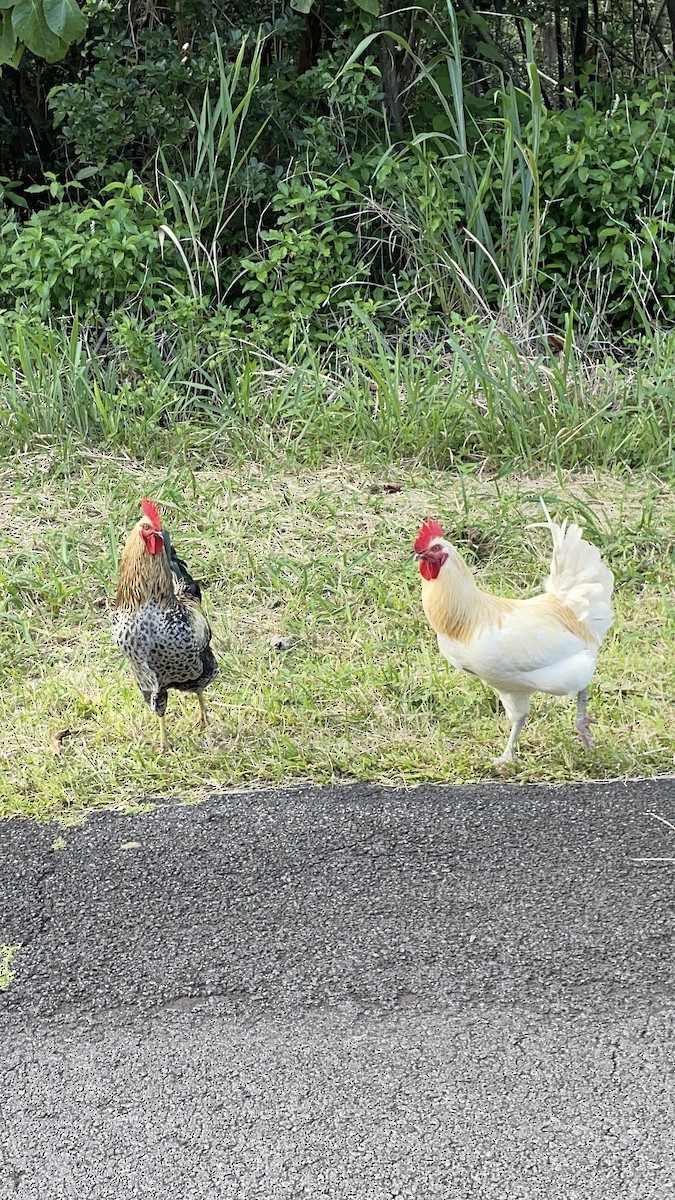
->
[415,504,615,765]
[542,504,614,639]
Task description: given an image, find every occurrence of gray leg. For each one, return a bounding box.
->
[197,692,208,731]
[575,688,597,749]
[493,714,528,766]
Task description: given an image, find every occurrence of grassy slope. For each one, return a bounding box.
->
[0,453,673,819]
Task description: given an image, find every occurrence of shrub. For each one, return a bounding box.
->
[0,175,181,317]
[537,82,675,327]
[49,24,215,176]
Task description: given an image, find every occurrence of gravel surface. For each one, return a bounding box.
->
[1,779,674,1198]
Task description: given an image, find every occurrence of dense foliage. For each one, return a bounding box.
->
[1,0,675,380]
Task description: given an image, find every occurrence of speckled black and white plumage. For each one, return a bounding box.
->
[112,596,217,716]
[112,517,218,723]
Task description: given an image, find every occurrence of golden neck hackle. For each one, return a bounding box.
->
[421,548,479,644]
[115,530,173,610]
[421,547,516,645]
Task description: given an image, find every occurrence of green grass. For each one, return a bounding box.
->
[0,452,673,819]
[0,314,674,476]
[0,944,19,989]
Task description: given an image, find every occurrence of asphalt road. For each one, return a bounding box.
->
[1,779,674,1199]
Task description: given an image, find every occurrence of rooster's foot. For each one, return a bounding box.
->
[493,713,527,767]
[492,750,518,768]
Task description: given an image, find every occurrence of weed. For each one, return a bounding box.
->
[0,313,673,475]
[0,944,19,990]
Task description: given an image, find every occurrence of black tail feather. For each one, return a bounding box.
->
[163,527,205,601]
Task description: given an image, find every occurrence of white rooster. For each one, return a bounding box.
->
[414,504,614,764]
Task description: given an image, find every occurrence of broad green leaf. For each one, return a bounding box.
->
[43,0,85,42]
[474,40,504,64]
[0,0,18,10]
[0,10,17,62]
[74,165,102,181]
[432,113,452,134]
[11,0,45,45]
[354,0,379,12]
[12,0,62,58]
[290,0,313,10]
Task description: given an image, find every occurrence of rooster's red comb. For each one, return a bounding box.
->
[140,498,162,529]
[414,519,444,554]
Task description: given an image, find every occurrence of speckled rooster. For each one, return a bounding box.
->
[112,499,218,752]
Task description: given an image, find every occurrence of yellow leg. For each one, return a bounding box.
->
[158,715,170,754]
[197,692,208,732]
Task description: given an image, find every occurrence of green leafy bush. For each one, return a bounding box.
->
[238,174,367,347]
[49,24,214,174]
[537,82,675,327]
[0,175,180,317]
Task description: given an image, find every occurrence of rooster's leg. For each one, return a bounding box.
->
[197,692,208,732]
[493,691,531,766]
[575,688,597,750]
[158,715,170,754]
[493,715,528,767]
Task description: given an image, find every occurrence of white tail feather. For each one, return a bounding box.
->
[540,501,614,642]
